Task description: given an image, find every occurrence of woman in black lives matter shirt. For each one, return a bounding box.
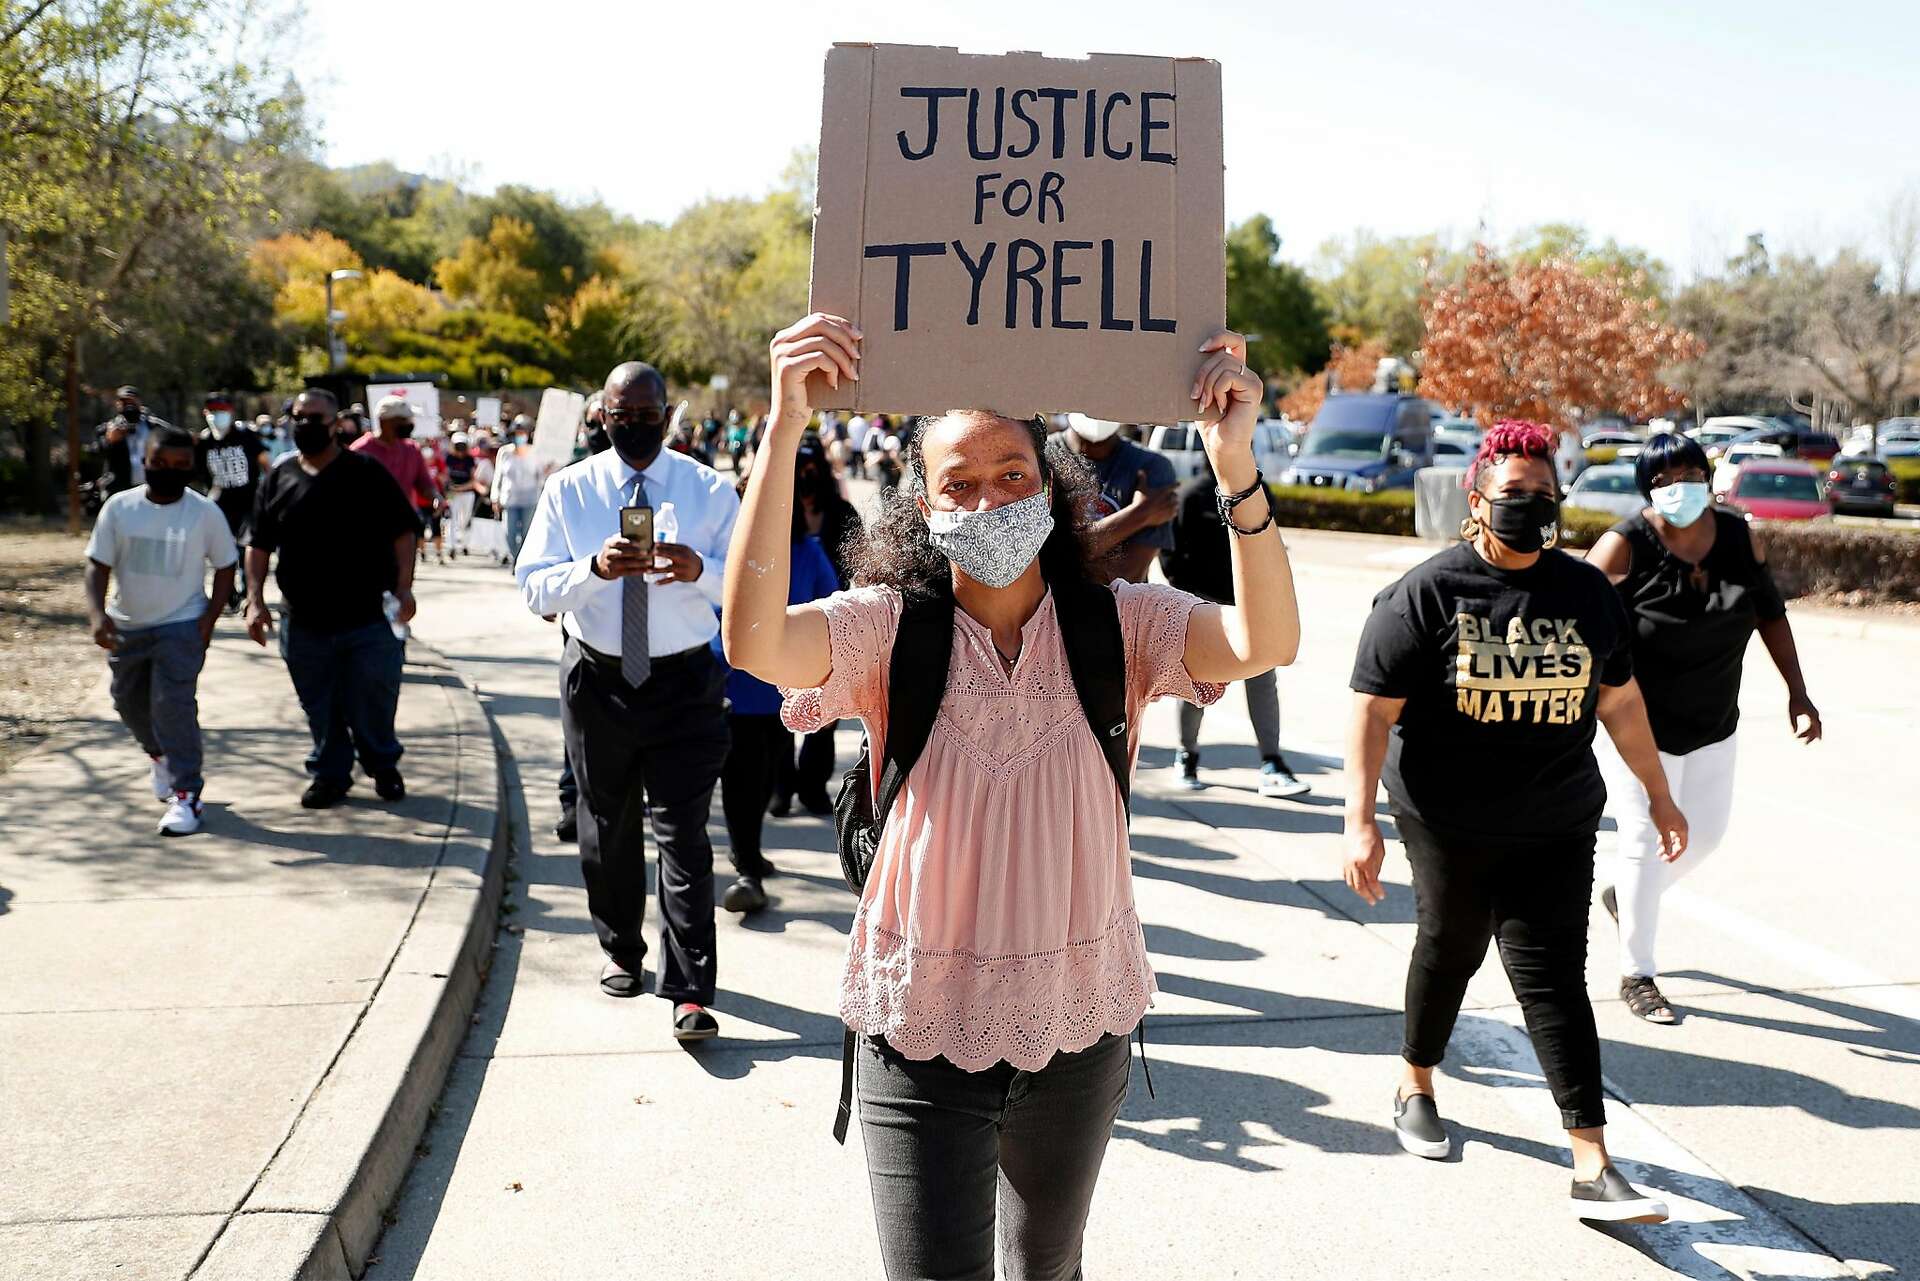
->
[1341,421,1688,1226]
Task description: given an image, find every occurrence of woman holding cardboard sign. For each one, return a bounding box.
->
[724,312,1298,1279]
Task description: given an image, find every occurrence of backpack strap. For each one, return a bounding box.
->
[834,589,952,1146]
[875,590,955,824]
[1055,578,1132,811]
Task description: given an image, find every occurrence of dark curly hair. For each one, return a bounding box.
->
[845,411,1107,600]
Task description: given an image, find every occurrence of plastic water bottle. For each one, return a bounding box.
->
[651,502,678,583]
[382,591,410,641]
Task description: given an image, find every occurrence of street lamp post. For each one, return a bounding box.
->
[325,268,363,373]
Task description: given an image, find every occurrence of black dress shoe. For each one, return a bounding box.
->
[301,779,350,809]
[372,769,406,802]
[554,807,577,843]
[1570,1166,1668,1223]
[767,795,791,818]
[721,876,768,914]
[797,791,834,817]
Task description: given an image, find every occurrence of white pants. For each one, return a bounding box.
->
[1597,730,1738,979]
[446,490,477,552]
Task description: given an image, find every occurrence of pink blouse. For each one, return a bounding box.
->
[781,581,1223,1071]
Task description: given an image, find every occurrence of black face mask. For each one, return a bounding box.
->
[1483,492,1560,554]
[292,414,334,456]
[610,418,665,462]
[145,468,191,500]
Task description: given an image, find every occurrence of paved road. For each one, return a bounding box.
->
[375,528,1919,1280]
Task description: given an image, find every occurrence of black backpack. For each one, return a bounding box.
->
[829,576,1133,1141]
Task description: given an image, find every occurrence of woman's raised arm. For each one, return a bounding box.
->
[721,314,862,690]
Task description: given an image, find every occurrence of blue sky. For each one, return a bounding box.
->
[308,0,1918,279]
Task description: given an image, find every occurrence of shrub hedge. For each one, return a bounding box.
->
[1265,485,1919,602]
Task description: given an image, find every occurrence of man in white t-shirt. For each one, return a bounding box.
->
[493,414,553,567]
[84,426,239,836]
[845,413,871,479]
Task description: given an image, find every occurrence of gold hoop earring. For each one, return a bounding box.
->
[1544,524,1561,550]
[1459,515,1480,541]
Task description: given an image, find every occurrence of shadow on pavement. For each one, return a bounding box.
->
[1665,969,1920,1058]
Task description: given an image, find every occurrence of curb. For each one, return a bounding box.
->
[187,646,509,1281]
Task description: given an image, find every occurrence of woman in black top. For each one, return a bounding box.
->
[1586,433,1821,1024]
[1343,421,1687,1224]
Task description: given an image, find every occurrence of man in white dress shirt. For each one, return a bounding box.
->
[516,361,739,1041]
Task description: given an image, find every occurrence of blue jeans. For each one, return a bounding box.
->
[505,503,536,565]
[279,616,405,787]
[108,619,207,795]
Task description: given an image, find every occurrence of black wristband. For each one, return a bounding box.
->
[1214,470,1265,520]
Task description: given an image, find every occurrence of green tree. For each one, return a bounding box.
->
[1224,215,1330,379]
[435,215,547,320]
[1508,222,1671,301]
[1309,230,1462,356]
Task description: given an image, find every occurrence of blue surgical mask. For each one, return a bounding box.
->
[1650,481,1711,527]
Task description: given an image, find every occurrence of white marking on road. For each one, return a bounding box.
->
[1665,886,1920,1024]
[1451,1012,1865,1279]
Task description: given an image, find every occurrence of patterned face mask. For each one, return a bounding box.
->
[924,488,1054,589]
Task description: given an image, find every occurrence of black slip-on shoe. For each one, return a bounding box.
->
[721,875,769,915]
[372,769,406,802]
[301,780,350,810]
[1571,1166,1669,1224]
[797,791,834,818]
[767,795,792,818]
[1393,1090,1451,1159]
[553,807,577,843]
[599,961,644,998]
[673,1002,719,1042]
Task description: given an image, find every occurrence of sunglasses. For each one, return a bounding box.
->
[603,405,670,429]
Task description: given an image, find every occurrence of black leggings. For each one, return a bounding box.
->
[1397,809,1605,1130]
[720,713,784,876]
[857,1033,1130,1281]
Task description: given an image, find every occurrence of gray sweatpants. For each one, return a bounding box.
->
[108,620,207,795]
[1179,666,1280,759]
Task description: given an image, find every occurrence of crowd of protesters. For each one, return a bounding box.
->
[75,319,1823,1269]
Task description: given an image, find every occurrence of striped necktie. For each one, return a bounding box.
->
[621,474,650,687]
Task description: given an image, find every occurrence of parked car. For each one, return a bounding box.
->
[1689,420,1754,457]
[1826,458,1899,517]
[1280,394,1433,493]
[1148,419,1292,485]
[1563,464,1644,520]
[1883,440,1920,501]
[1711,441,1788,495]
[1722,460,1829,521]
[1724,424,1840,463]
[1581,429,1643,465]
[1431,436,1478,467]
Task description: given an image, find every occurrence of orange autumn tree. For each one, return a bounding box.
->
[1417,245,1702,426]
[1278,339,1392,422]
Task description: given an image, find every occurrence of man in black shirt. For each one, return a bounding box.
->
[195,392,270,612]
[244,388,421,809]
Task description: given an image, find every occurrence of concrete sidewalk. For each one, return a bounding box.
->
[0,623,506,1281]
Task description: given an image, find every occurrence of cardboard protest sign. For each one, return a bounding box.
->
[808,43,1224,425]
[473,396,503,429]
[367,381,440,439]
[532,387,584,470]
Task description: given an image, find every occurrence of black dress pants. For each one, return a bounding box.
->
[561,637,729,1004]
[1396,807,1605,1130]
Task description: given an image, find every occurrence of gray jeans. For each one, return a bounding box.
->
[108,619,207,795]
[857,1032,1131,1281]
[1178,666,1279,759]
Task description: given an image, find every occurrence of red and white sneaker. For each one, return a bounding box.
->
[158,792,203,836]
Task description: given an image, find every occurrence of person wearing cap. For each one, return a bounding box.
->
[351,396,442,531]
[443,432,483,557]
[93,386,175,498]
[1050,413,1179,583]
[494,413,553,567]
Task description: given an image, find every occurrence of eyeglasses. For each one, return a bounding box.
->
[603,405,669,429]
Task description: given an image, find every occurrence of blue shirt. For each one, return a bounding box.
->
[1088,438,1177,550]
[516,446,739,656]
[716,535,841,716]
